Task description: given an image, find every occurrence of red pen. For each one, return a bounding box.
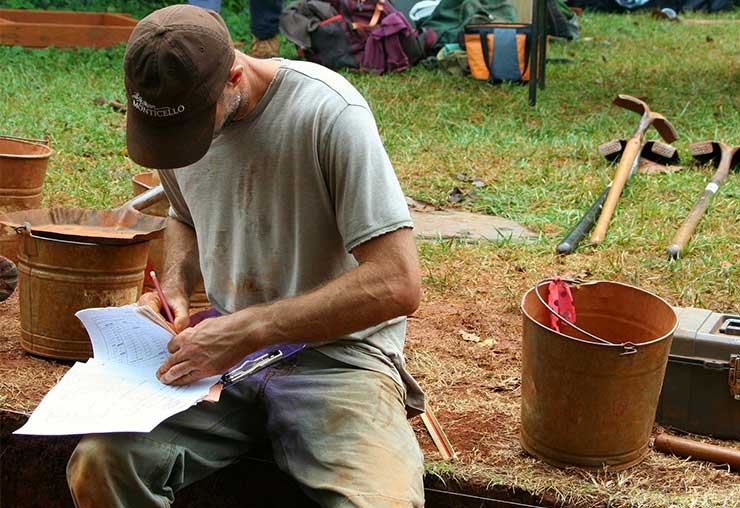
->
[149,271,175,324]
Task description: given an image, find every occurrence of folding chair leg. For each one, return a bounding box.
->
[528,0,540,105]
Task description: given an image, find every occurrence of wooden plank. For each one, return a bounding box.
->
[0,10,135,48]
[0,9,106,25]
[0,25,134,48]
[103,13,138,27]
[420,407,458,461]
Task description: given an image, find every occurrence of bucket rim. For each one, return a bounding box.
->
[0,136,53,160]
[15,229,150,248]
[520,279,678,349]
[131,171,158,187]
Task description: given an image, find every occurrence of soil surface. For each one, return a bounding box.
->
[2,288,739,507]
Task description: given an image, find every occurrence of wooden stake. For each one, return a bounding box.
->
[420,406,457,461]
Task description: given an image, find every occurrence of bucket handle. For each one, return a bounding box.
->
[0,134,50,146]
[533,279,638,356]
[14,223,38,258]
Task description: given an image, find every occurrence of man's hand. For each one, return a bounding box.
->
[156,311,266,385]
[154,227,420,386]
[138,288,191,333]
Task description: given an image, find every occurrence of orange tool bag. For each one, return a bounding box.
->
[464,23,532,83]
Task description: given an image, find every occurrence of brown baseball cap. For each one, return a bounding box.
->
[124,4,235,169]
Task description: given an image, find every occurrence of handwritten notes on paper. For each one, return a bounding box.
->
[14,305,220,436]
[78,304,173,371]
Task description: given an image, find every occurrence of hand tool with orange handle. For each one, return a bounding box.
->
[590,95,678,245]
[667,140,739,259]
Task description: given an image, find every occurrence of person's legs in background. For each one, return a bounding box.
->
[187,0,281,58]
[187,0,223,11]
[249,0,283,58]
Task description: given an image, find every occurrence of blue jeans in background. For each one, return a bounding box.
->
[188,0,283,40]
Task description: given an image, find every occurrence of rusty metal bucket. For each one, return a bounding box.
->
[520,280,677,471]
[0,186,167,245]
[0,135,52,261]
[132,172,209,310]
[16,233,150,360]
[0,135,51,212]
[0,188,167,360]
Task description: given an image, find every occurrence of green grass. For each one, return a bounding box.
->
[1,10,737,311]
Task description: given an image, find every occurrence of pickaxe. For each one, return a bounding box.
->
[557,140,679,255]
[590,95,678,244]
[667,141,740,259]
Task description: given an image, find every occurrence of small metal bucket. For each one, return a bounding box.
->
[0,135,51,212]
[17,232,149,360]
[520,280,677,471]
[132,172,209,310]
[0,136,52,261]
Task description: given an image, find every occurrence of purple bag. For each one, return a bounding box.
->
[281,0,437,73]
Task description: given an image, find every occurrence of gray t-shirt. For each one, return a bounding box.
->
[157,59,424,416]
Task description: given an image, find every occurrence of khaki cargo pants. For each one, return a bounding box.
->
[67,349,425,508]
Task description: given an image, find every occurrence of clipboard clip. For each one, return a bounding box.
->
[221,349,284,385]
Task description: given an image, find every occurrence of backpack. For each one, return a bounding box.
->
[419,0,517,50]
[280,0,437,74]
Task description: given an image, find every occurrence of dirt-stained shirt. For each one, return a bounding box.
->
[157,59,424,415]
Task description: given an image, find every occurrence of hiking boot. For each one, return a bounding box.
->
[249,36,280,58]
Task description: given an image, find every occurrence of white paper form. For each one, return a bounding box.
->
[77,304,173,373]
[14,305,220,436]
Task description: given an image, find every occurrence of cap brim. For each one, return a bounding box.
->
[126,104,216,170]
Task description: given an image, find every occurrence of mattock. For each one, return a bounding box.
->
[557,140,678,255]
[590,95,678,244]
[667,141,740,259]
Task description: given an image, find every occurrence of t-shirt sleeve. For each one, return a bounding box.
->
[322,104,413,252]
[156,169,195,227]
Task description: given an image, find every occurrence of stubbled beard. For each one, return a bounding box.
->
[213,92,245,138]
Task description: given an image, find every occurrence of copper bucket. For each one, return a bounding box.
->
[0,135,52,261]
[132,172,209,310]
[0,188,166,360]
[520,280,677,471]
[16,233,150,360]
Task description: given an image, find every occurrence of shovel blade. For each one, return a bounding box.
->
[643,140,679,164]
[598,139,626,161]
[689,140,718,163]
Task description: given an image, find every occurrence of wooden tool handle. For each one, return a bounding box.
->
[667,185,718,259]
[590,138,642,244]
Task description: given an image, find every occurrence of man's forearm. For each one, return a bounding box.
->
[229,229,421,349]
[259,262,418,344]
[156,229,420,385]
[161,218,202,297]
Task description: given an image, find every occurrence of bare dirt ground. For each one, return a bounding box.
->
[2,284,740,507]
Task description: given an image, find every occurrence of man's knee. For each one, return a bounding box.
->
[68,436,116,486]
[67,435,124,505]
[67,433,170,508]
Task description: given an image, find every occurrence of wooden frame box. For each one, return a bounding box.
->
[0,9,137,48]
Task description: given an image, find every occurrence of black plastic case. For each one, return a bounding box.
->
[656,307,740,439]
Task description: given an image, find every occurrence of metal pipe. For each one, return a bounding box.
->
[125,184,166,212]
[653,433,740,471]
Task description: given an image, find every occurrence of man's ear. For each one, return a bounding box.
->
[227,64,245,89]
